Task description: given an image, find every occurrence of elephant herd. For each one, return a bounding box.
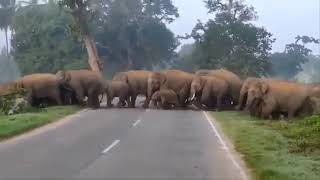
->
[2,68,320,120]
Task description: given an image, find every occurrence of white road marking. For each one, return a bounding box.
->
[133,119,141,127]
[102,140,120,154]
[203,111,248,180]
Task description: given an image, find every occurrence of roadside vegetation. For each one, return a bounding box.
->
[0,106,80,141]
[211,111,320,180]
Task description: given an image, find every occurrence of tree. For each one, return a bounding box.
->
[11,2,87,75]
[93,0,179,72]
[57,0,105,74]
[0,47,20,83]
[270,36,319,80]
[0,0,15,56]
[179,0,274,77]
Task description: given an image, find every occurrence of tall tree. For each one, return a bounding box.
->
[0,0,15,56]
[57,0,105,74]
[180,0,274,77]
[94,0,179,71]
[11,2,87,75]
[270,36,319,80]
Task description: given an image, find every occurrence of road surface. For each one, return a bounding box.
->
[0,105,247,179]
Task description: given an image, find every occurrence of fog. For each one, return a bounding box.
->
[168,0,320,54]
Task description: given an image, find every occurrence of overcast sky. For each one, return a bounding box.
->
[0,0,319,54]
[168,0,320,54]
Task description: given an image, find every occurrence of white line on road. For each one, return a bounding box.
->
[203,111,248,180]
[133,119,141,127]
[102,140,120,154]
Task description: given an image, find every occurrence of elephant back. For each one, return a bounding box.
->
[206,69,243,101]
[160,69,194,91]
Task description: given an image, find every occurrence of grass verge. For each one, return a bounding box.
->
[211,111,320,180]
[0,106,81,141]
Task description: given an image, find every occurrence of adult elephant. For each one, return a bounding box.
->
[56,69,105,109]
[112,70,152,108]
[246,80,310,119]
[148,69,194,108]
[189,75,229,111]
[235,77,261,110]
[14,73,64,107]
[195,69,243,105]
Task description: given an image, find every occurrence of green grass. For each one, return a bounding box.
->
[211,111,320,180]
[0,106,81,141]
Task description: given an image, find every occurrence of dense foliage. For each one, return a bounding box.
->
[12,2,87,75]
[95,0,179,75]
[270,36,319,80]
[175,0,275,77]
[8,0,179,76]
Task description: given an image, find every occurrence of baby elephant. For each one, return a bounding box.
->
[105,80,130,108]
[151,89,179,109]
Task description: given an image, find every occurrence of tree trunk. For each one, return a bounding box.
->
[83,35,102,75]
[228,0,233,15]
[126,47,133,70]
[4,28,9,57]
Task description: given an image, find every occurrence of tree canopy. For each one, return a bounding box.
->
[12,2,87,75]
[175,0,275,77]
[94,0,179,74]
[270,36,319,80]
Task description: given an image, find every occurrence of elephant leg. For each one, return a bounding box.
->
[75,88,85,105]
[201,85,211,109]
[51,89,63,106]
[129,94,137,108]
[216,95,223,111]
[143,93,150,109]
[117,96,126,108]
[178,88,189,108]
[287,109,296,120]
[107,95,114,108]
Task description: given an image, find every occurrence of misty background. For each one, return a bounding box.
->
[0,0,319,83]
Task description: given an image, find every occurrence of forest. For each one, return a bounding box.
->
[0,0,319,82]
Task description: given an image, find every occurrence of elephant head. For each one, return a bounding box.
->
[56,70,71,84]
[189,76,205,102]
[246,81,269,111]
[147,72,166,100]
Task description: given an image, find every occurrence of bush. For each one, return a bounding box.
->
[0,89,32,115]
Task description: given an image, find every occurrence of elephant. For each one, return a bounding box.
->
[235,77,261,111]
[105,80,130,108]
[189,75,229,111]
[14,73,64,107]
[56,69,105,109]
[151,89,179,109]
[112,70,153,108]
[309,84,320,98]
[195,69,243,106]
[246,80,310,119]
[148,69,195,108]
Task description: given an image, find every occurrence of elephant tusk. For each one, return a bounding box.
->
[190,93,196,101]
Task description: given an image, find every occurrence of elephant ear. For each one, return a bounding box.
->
[118,73,129,83]
[57,71,71,82]
[260,82,269,94]
[160,73,167,85]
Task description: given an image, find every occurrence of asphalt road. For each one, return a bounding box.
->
[0,103,247,179]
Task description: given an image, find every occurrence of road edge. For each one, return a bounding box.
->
[0,109,89,147]
[203,111,251,180]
